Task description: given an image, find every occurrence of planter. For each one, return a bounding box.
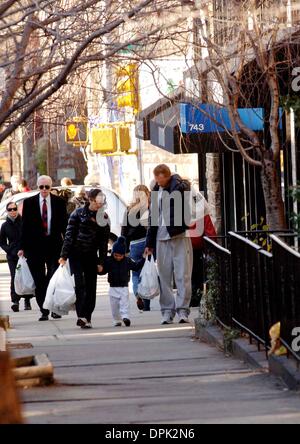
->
[12,354,54,388]
[0,315,10,331]
[0,351,23,424]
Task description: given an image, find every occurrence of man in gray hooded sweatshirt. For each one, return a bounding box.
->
[145,164,193,325]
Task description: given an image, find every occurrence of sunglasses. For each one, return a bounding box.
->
[39,185,51,190]
[7,207,17,212]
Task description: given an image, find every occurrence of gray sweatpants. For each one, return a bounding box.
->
[156,237,193,318]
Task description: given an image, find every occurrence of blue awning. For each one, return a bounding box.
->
[180,103,282,134]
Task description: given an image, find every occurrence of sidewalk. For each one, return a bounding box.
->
[2,262,300,424]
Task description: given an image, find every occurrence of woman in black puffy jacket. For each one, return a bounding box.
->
[59,189,110,329]
[0,202,32,311]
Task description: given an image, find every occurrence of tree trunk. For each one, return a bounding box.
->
[260,155,286,231]
[0,351,23,424]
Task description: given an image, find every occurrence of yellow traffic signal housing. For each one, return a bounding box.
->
[116,64,139,112]
[65,118,88,144]
[91,127,117,153]
[117,126,131,151]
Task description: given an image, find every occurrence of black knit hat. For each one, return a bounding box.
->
[112,236,126,255]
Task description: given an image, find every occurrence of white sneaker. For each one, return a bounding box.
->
[161,314,174,325]
[113,321,122,327]
[178,316,189,324]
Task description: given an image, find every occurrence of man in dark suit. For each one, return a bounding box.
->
[18,175,68,321]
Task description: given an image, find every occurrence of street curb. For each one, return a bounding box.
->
[269,355,300,390]
[194,317,300,390]
[194,318,224,351]
[231,338,269,370]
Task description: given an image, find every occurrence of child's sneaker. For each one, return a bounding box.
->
[24,300,32,310]
[11,303,19,312]
[123,318,131,327]
[113,320,122,327]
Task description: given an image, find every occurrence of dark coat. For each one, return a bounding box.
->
[121,209,148,252]
[60,204,110,265]
[146,174,191,249]
[0,215,22,260]
[20,193,68,257]
[100,256,145,287]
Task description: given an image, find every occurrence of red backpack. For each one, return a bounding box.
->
[189,214,217,250]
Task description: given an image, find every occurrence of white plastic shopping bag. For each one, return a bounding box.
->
[14,257,36,295]
[137,255,160,300]
[43,261,76,316]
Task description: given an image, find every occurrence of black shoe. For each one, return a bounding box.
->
[24,300,32,310]
[76,318,87,328]
[38,314,49,321]
[11,303,19,312]
[51,312,62,319]
[136,297,144,311]
[81,322,92,329]
[123,318,131,327]
[143,299,151,311]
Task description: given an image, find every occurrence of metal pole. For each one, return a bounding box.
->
[9,140,13,176]
[137,136,144,184]
[290,108,298,250]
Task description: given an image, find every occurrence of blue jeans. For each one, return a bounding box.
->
[129,238,150,310]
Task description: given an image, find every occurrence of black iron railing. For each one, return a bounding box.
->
[204,236,232,328]
[234,229,295,250]
[203,230,300,362]
[229,232,270,353]
[271,234,300,360]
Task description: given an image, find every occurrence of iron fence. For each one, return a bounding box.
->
[271,234,300,360]
[203,230,300,362]
[203,236,232,327]
[229,232,270,352]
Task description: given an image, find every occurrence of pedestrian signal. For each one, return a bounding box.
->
[65,119,88,145]
[116,64,139,112]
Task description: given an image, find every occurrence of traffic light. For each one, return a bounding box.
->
[65,118,88,145]
[116,64,139,112]
[91,124,131,154]
[91,127,117,153]
[116,126,131,152]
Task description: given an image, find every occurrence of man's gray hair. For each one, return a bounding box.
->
[37,175,53,186]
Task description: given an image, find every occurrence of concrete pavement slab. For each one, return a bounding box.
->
[1,262,300,424]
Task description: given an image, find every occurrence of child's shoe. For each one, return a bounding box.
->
[11,303,19,312]
[24,299,32,310]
